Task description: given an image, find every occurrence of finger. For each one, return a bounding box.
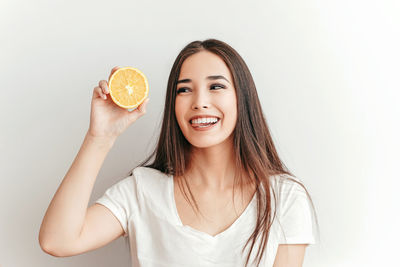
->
[94,86,107,100]
[98,80,109,94]
[108,66,120,81]
[128,98,149,121]
[137,98,149,114]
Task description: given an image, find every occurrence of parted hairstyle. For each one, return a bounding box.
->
[127,38,319,266]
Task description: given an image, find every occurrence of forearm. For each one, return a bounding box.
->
[39,132,116,247]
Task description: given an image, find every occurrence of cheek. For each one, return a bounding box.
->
[175,98,188,126]
[221,94,238,122]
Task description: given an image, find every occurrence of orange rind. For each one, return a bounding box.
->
[108,67,149,109]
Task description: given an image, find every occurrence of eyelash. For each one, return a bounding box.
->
[177,84,226,94]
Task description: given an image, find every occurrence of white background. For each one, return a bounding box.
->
[1,0,399,266]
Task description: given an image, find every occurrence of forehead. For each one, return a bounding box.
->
[178,50,233,81]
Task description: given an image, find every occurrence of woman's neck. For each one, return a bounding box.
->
[186,139,239,192]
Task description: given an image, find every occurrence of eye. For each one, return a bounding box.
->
[210,84,226,90]
[177,87,190,94]
[177,84,226,94]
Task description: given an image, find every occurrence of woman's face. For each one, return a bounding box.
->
[175,50,238,148]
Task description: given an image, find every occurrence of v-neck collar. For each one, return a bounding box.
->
[169,174,257,241]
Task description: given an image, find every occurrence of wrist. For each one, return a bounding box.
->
[84,132,117,149]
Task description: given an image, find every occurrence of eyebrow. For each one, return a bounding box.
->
[177,75,230,84]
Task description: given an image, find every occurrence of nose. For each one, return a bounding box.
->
[192,104,209,110]
[191,90,210,110]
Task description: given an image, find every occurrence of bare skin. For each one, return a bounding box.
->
[39,55,308,266]
[38,66,149,256]
[174,51,308,266]
[173,51,257,236]
[173,174,256,237]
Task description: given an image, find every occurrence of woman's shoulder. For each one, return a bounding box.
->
[270,172,302,183]
[269,173,309,199]
[130,166,174,218]
[132,166,170,180]
[131,166,171,194]
[269,173,317,245]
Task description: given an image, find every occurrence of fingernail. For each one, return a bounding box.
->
[103,95,107,99]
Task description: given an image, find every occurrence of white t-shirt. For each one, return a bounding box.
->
[95,166,316,267]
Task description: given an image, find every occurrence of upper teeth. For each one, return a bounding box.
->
[191,117,219,124]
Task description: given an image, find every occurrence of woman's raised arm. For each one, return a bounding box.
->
[38,66,149,256]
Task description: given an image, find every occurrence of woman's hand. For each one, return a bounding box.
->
[87,66,150,139]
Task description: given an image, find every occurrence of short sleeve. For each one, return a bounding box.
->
[276,178,316,245]
[95,174,137,238]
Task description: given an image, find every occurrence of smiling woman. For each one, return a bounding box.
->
[39,38,318,267]
[174,50,238,148]
[126,39,319,266]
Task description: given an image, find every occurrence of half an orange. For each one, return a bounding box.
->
[108,67,149,110]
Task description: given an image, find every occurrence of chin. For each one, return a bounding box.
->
[178,123,235,149]
[186,134,233,149]
[189,140,221,149]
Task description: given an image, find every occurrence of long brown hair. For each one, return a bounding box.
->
[127,39,319,266]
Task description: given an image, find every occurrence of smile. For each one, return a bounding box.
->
[190,118,220,131]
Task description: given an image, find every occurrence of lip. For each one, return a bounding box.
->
[190,118,220,131]
[189,115,220,123]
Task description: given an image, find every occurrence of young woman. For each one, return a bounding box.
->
[39,39,318,267]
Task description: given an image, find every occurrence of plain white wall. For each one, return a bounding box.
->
[1,0,399,266]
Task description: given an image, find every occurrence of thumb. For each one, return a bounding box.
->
[128,98,149,121]
[137,98,149,114]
